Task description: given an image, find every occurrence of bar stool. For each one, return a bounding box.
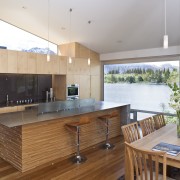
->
[65,116,90,164]
[98,111,119,149]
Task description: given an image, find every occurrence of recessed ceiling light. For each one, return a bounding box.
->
[61,27,66,30]
[117,40,122,43]
[22,6,27,9]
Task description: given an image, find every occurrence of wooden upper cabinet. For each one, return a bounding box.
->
[91,75,101,101]
[17,51,28,73]
[90,58,100,76]
[27,53,37,74]
[36,54,49,74]
[0,49,8,73]
[66,74,80,85]
[59,56,67,75]
[8,50,18,73]
[67,57,75,75]
[79,75,90,99]
[75,58,90,75]
[49,55,59,74]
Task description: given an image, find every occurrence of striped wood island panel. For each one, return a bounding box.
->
[0,107,123,172]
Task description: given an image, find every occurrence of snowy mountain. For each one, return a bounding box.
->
[22,47,56,55]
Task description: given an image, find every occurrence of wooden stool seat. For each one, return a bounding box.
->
[98,111,119,149]
[65,116,90,164]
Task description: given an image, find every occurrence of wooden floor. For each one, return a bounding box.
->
[0,136,125,180]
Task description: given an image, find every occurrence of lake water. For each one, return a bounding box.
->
[104,83,174,119]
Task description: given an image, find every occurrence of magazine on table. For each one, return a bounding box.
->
[152,142,180,156]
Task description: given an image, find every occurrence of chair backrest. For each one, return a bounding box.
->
[121,122,141,143]
[139,117,155,137]
[153,114,166,130]
[125,142,167,180]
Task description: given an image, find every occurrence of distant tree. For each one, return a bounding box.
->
[164,68,170,83]
[138,76,144,82]
[110,74,117,83]
[126,76,135,83]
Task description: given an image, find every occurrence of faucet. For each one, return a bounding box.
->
[6,94,9,106]
[46,88,54,102]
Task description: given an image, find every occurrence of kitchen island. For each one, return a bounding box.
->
[0,100,130,172]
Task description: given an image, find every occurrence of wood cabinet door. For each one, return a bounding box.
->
[66,57,75,75]
[49,55,59,74]
[79,75,90,99]
[91,75,101,101]
[0,49,8,73]
[66,75,80,85]
[74,58,90,75]
[28,53,37,74]
[59,56,67,75]
[36,54,49,74]
[8,50,18,73]
[90,58,100,76]
[17,51,28,73]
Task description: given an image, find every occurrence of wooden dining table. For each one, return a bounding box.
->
[125,123,180,179]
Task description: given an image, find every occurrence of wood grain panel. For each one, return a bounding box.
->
[52,75,66,100]
[27,52,37,74]
[79,75,90,99]
[17,52,28,74]
[0,124,22,171]
[8,50,18,73]
[0,107,124,172]
[0,49,8,73]
[59,56,67,75]
[91,75,101,101]
[0,136,125,180]
[21,108,121,172]
[49,55,59,74]
[90,58,100,76]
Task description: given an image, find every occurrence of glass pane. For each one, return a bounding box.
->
[104,60,180,115]
[0,20,57,54]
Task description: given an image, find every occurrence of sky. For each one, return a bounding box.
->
[146,61,179,67]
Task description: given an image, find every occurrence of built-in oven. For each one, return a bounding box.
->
[66,84,79,100]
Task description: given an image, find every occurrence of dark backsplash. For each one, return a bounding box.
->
[0,74,52,105]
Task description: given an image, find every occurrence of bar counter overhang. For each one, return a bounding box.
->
[0,100,130,172]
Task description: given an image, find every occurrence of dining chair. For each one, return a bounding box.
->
[139,117,155,137]
[121,122,141,143]
[125,142,174,180]
[153,114,166,130]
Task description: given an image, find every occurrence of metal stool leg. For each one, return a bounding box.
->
[71,126,87,163]
[102,119,115,149]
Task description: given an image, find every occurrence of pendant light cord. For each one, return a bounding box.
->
[88,20,91,64]
[164,0,167,35]
[69,8,72,57]
[48,0,50,53]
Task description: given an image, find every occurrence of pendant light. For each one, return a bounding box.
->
[68,8,72,64]
[163,0,168,49]
[87,20,91,66]
[47,0,50,61]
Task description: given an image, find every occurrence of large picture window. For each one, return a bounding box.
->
[104,60,180,120]
[0,20,57,54]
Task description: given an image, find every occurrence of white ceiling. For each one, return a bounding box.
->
[0,0,180,54]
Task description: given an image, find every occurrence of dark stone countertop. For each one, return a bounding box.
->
[0,101,129,128]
